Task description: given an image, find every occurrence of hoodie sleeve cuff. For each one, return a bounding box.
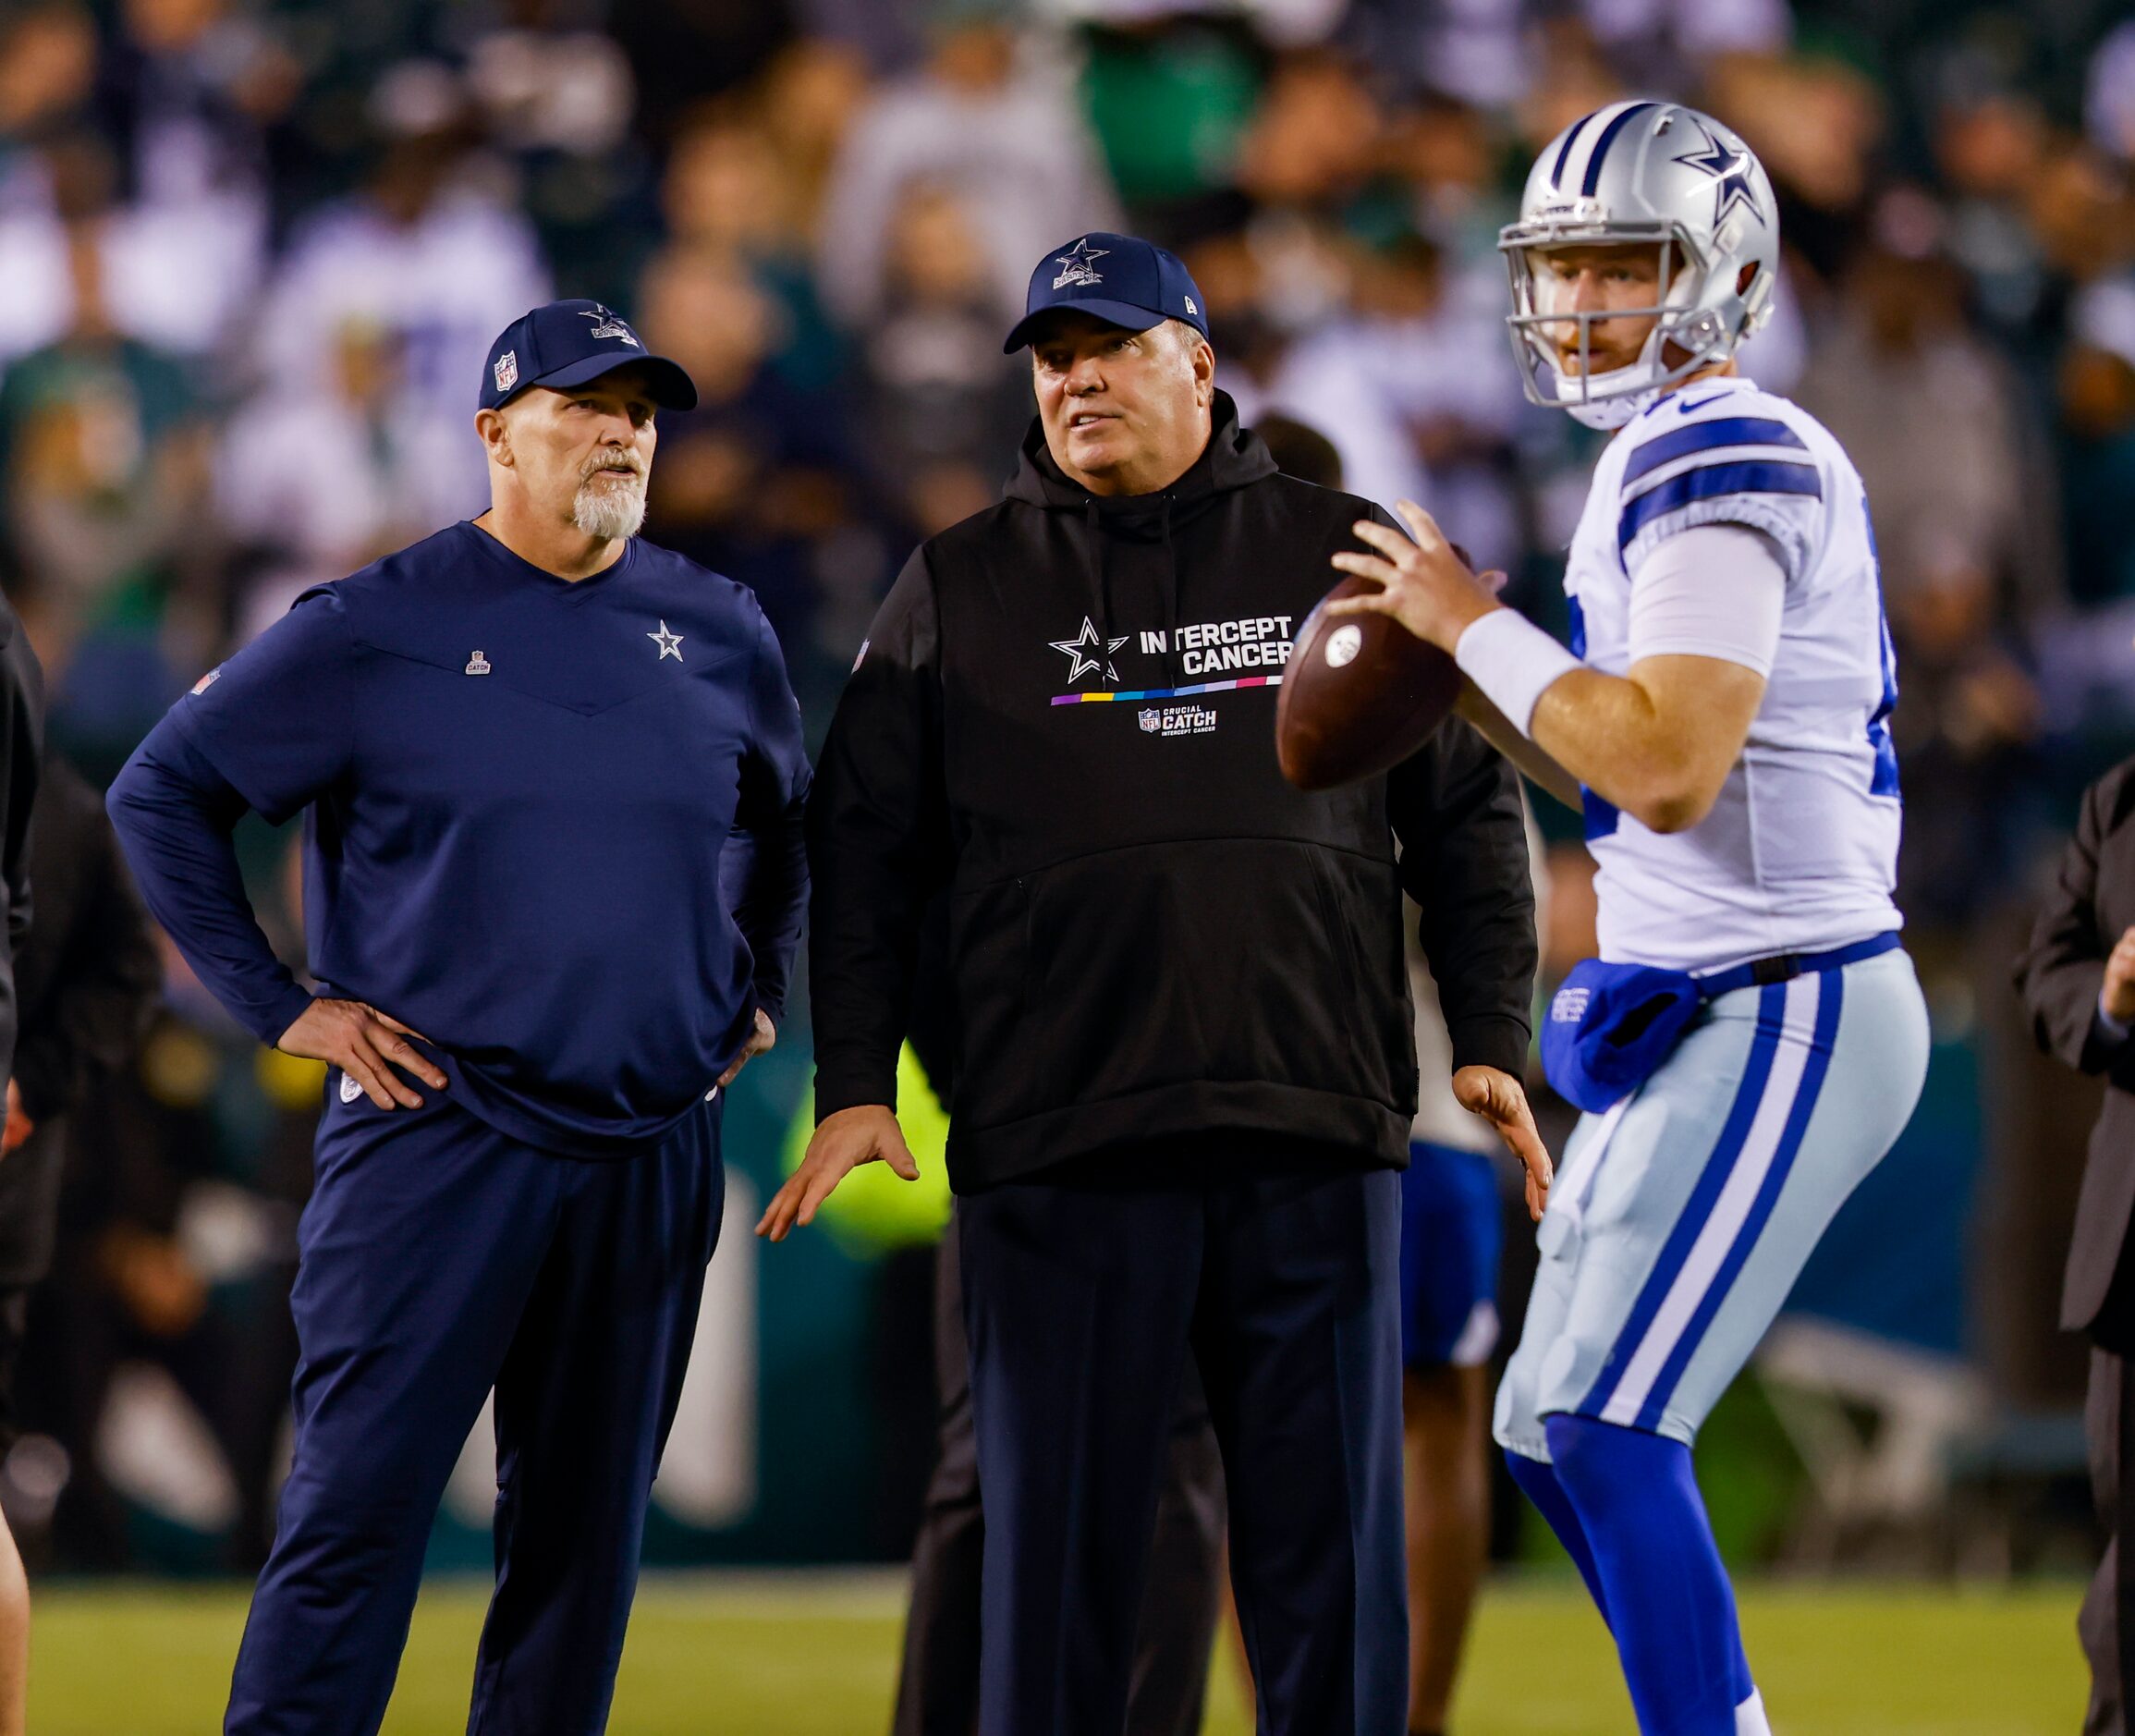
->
[813,1055,899,1123]
[249,982,322,1053]
[1447,1014,1532,1080]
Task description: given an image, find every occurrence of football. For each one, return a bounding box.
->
[1274,574,1464,790]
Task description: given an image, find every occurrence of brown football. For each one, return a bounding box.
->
[1275,574,1464,790]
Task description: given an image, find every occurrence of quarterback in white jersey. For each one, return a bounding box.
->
[1568,375,1903,972]
[1326,102,1929,1736]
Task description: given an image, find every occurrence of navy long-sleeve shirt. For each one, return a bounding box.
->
[108,521,811,1159]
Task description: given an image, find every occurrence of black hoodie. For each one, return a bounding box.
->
[808,393,1534,1190]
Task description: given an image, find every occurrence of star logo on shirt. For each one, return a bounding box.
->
[1052,238,1109,291]
[1674,120,1761,229]
[649,620,684,661]
[1049,617,1128,684]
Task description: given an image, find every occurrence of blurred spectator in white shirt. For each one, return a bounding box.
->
[252,106,549,512]
[0,121,261,367]
[816,11,1118,329]
[216,320,467,639]
[2088,21,2135,165]
[1267,232,1528,573]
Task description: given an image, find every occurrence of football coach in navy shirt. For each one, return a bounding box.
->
[762,236,1544,1735]
[106,300,810,1735]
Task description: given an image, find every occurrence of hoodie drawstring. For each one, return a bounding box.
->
[1158,504,1180,689]
[1081,498,1116,684]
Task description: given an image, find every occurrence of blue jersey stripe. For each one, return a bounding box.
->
[1552,111,1599,189]
[1632,969,1844,1432]
[1621,417,1808,487]
[1580,101,1659,197]
[1617,459,1822,552]
[1575,983,1786,1421]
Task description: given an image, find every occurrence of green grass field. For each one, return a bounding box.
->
[27,1571,2086,1733]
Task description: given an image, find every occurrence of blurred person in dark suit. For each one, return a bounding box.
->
[0,586,45,1736]
[0,749,160,1447]
[2017,757,2135,1735]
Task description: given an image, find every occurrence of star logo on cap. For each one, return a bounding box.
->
[1674,120,1760,228]
[1052,238,1109,291]
[581,306,640,346]
[1049,617,1128,684]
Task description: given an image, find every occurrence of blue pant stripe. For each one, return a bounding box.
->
[1630,970,1845,1431]
[1575,983,1787,1420]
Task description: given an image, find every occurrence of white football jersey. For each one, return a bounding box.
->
[1564,376,1903,972]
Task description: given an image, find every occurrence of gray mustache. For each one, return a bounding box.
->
[580,448,645,482]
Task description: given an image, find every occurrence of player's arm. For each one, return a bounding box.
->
[1387,723,1553,1217]
[717,606,814,1088]
[1453,685,1582,812]
[758,553,950,1242]
[2014,772,2134,1075]
[104,594,446,1111]
[1332,505,1775,835]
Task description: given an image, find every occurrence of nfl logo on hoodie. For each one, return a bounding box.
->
[1139,709,1162,733]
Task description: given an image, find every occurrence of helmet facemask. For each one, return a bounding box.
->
[1501,222,1754,429]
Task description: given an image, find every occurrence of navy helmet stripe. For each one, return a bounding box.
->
[1617,459,1823,550]
[1580,100,1660,197]
[1551,110,1600,189]
[1621,417,1809,486]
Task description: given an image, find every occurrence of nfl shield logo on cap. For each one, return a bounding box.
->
[493,350,518,395]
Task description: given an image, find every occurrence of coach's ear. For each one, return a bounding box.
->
[475,406,514,469]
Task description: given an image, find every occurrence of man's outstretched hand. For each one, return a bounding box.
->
[1452,1064,1554,1221]
[276,997,447,1109]
[756,1104,918,1242]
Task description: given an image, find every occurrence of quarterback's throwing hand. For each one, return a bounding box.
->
[757,1104,920,1242]
[1452,1064,1554,1221]
[1326,501,1502,654]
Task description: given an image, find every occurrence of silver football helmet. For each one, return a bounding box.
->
[1499,100,1780,428]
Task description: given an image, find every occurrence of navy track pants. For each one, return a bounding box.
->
[958,1150,1407,1736]
[225,1085,725,1736]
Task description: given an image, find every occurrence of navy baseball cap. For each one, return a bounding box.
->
[479,299,697,412]
[1003,231,1211,354]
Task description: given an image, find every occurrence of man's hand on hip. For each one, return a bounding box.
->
[277,998,448,1110]
[2104,927,2135,1024]
[717,1009,776,1089]
[1452,1064,1554,1222]
[756,1104,919,1242]
[1,1081,30,1156]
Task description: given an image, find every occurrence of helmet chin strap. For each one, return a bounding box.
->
[1555,364,1659,429]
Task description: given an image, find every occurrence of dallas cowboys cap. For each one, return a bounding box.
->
[1002,231,1211,354]
[479,299,698,412]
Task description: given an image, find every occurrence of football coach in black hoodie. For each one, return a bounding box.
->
[760,234,1545,1736]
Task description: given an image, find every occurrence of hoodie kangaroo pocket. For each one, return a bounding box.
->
[958,837,1408,1123]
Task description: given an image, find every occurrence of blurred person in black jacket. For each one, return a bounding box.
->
[0,752,161,1432]
[0,588,43,1736]
[2017,757,2135,1735]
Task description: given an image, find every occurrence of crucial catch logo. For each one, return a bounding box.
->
[1140,703,1218,738]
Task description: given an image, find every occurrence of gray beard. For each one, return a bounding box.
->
[572,475,646,541]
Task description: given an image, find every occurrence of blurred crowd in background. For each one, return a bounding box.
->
[6,0,2135,1576]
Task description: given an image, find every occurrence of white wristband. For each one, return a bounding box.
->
[1453,608,1583,737]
